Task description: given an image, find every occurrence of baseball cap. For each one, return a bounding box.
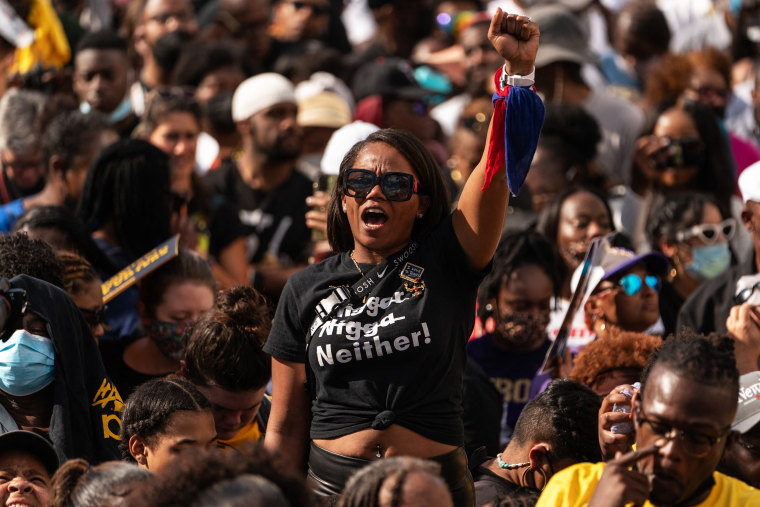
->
[231,73,295,122]
[733,371,760,433]
[352,58,432,102]
[0,430,60,475]
[571,237,669,301]
[527,4,596,68]
[297,92,351,129]
[739,160,760,204]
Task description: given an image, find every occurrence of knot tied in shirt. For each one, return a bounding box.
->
[371,410,396,430]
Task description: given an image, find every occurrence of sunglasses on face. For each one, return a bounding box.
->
[598,273,660,296]
[675,218,736,245]
[342,169,420,201]
[79,305,107,329]
[735,281,760,305]
[653,136,704,170]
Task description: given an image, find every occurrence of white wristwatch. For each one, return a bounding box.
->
[500,65,536,88]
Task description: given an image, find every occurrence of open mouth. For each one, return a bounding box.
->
[361,208,388,229]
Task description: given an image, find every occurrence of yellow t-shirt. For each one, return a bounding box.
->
[216,420,262,451]
[537,462,760,506]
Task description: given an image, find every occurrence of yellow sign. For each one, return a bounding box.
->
[101,235,180,304]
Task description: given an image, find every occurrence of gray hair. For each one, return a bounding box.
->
[0,88,46,154]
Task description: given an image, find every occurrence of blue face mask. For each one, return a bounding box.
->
[685,243,731,281]
[0,329,55,397]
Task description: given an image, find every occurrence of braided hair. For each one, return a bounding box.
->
[338,457,445,507]
[182,286,271,391]
[510,379,602,464]
[51,458,151,507]
[56,251,99,298]
[118,377,212,461]
[640,328,738,399]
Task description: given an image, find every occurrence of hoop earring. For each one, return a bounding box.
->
[521,466,549,491]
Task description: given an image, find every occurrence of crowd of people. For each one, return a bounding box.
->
[3,0,760,505]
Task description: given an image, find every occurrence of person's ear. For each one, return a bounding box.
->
[742,206,754,232]
[417,195,430,219]
[48,155,64,177]
[129,435,149,468]
[527,444,550,470]
[584,296,602,318]
[659,239,678,259]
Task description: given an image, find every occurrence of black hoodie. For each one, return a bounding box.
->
[0,275,121,464]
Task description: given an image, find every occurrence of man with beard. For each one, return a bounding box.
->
[538,331,760,506]
[467,230,558,447]
[205,73,311,299]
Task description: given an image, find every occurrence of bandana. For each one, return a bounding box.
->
[483,67,545,194]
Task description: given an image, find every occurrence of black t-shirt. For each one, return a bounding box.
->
[204,160,312,265]
[263,216,488,446]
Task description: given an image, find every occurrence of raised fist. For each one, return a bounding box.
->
[488,8,540,76]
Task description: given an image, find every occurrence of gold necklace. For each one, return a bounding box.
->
[350,250,364,276]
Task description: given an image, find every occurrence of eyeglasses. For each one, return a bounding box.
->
[342,169,421,201]
[636,405,729,457]
[597,273,660,296]
[676,218,736,245]
[79,305,107,329]
[289,1,330,15]
[735,281,760,305]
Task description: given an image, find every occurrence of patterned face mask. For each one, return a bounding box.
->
[146,319,190,361]
[494,311,550,349]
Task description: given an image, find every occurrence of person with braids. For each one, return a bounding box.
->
[338,456,453,507]
[471,379,601,506]
[56,251,106,342]
[468,230,559,447]
[119,377,217,476]
[569,330,661,397]
[134,89,248,289]
[100,249,216,397]
[77,139,175,344]
[50,458,150,507]
[179,285,272,449]
[646,192,735,337]
[539,330,760,506]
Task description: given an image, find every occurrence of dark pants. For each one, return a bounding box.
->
[307,442,475,507]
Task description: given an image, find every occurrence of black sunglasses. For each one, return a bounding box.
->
[342,169,421,202]
[79,305,107,328]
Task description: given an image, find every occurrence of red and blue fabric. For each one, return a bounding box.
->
[483,68,545,194]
